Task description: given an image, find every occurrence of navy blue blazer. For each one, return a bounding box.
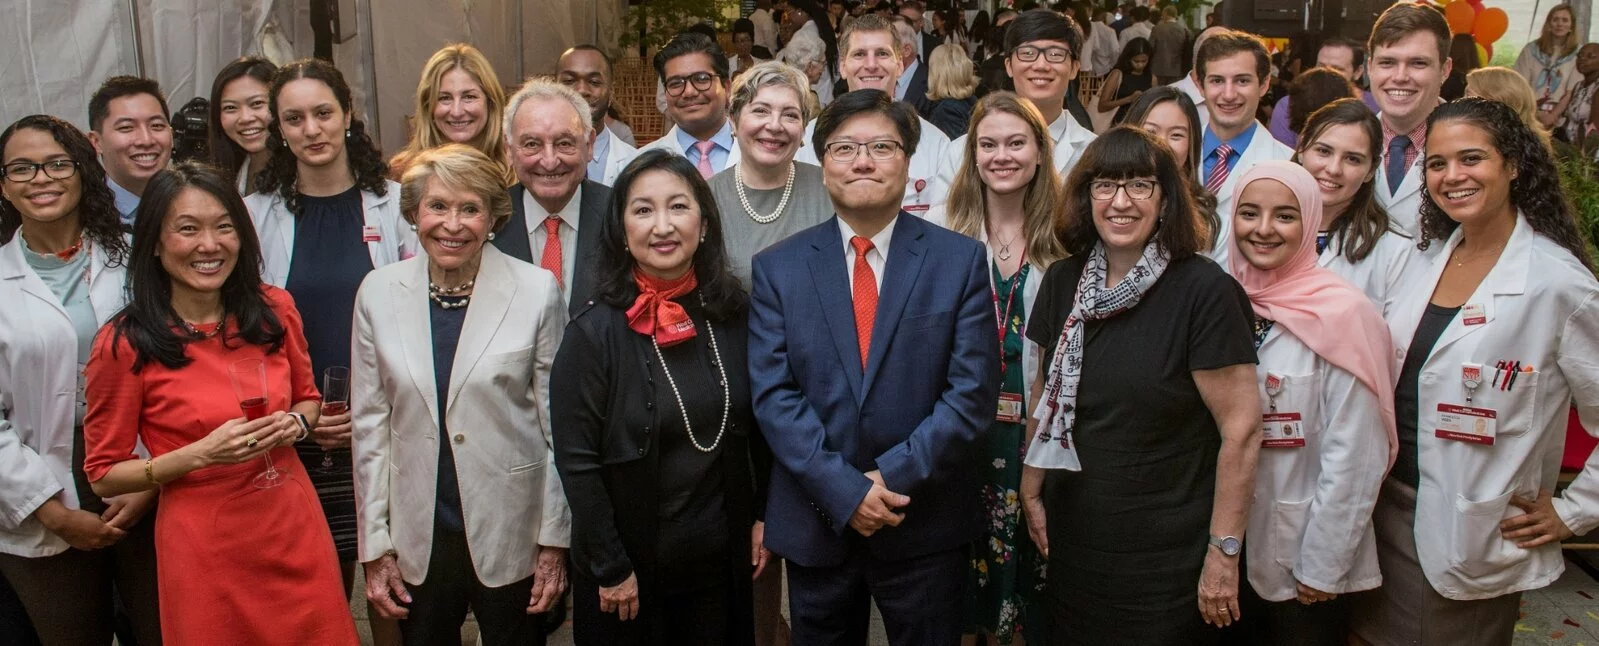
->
[747,212,1000,568]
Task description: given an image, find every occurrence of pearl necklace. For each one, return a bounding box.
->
[651,318,730,453]
[429,280,474,309]
[735,162,795,225]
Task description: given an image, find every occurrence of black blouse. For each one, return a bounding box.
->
[551,291,768,590]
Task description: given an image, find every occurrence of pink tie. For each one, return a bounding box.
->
[1205,144,1234,193]
[694,140,716,179]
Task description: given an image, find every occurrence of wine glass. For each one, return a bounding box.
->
[318,367,350,473]
[228,358,282,489]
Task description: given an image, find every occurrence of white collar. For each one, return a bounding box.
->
[523,184,583,229]
[837,212,898,258]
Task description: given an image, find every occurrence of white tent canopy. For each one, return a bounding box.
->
[1,0,624,155]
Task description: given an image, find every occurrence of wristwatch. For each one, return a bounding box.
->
[287,411,311,441]
[1208,534,1242,557]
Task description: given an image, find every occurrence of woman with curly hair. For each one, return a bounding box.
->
[1349,97,1599,646]
[244,58,417,610]
[388,44,515,187]
[0,115,158,645]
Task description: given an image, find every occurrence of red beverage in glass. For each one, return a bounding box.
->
[240,397,270,420]
[321,402,349,416]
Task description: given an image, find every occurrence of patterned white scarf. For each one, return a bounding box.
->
[1024,241,1170,470]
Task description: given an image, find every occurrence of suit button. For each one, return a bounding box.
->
[453,434,465,443]
[646,402,654,410]
[637,448,646,456]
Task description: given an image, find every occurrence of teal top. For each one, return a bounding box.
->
[22,238,98,423]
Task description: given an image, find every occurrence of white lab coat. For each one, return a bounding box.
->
[0,237,131,557]
[243,181,418,288]
[1318,231,1418,320]
[1374,114,1425,237]
[1247,327,1388,602]
[1390,214,1599,600]
[933,112,1097,211]
[637,124,743,176]
[794,115,950,214]
[1203,129,1295,269]
[591,127,639,187]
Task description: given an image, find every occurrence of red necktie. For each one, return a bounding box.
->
[539,216,563,290]
[850,236,878,369]
[1204,143,1234,193]
[694,140,716,179]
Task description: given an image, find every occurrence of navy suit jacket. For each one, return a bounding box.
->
[747,212,1000,568]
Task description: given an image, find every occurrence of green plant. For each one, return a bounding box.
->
[619,0,739,55]
[1555,143,1599,267]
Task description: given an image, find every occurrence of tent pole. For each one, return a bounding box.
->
[356,0,381,142]
[127,0,146,77]
[517,0,526,82]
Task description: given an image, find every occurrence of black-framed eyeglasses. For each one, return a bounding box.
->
[1011,45,1073,64]
[823,139,905,162]
[1089,179,1157,201]
[664,72,718,96]
[2,160,79,183]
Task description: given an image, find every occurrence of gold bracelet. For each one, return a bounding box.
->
[144,458,159,486]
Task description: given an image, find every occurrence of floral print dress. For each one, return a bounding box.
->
[961,263,1047,644]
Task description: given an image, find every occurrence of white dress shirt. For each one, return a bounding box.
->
[524,186,582,304]
[838,215,897,292]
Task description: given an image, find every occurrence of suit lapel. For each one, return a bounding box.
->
[492,184,534,263]
[394,260,440,431]
[806,220,864,402]
[570,181,607,310]
[861,215,926,399]
[448,246,516,412]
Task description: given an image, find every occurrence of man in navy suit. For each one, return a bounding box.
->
[748,89,1000,646]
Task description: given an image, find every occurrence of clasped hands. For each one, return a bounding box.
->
[850,470,910,537]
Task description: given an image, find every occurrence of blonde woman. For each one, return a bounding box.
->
[929,92,1066,645]
[1465,67,1554,152]
[925,43,979,138]
[1515,4,1583,118]
[389,44,515,186]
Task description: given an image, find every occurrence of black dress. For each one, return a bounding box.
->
[283,186,373,561]
[552,291,765,646]
[1112,68,1155,125]
[1025,255,1256,645]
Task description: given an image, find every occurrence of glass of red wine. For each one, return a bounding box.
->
[318,367,350,473]
[228,358,283,488]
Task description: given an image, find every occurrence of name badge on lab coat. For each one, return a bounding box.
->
[362,226,382,242]
[1436,403,1497,445]
[1262,412,1305,448]
[1462,303,1486,326]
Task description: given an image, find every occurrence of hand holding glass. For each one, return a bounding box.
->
[228,358,283,488]
[318,367,350,472]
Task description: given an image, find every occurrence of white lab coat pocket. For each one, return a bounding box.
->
[1448,490,1528,581]
[1271,496,1314,571]
[1472,369,1541,439]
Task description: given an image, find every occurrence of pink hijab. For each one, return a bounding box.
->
[1226,161,1398,470]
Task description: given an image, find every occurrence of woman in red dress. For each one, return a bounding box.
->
[81,162,358,645]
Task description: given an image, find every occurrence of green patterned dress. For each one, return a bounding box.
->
[962,262,1047,644]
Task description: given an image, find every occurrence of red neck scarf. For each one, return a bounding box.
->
[626,267,699,347]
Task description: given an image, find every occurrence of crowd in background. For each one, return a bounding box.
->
[1,1,1598,646]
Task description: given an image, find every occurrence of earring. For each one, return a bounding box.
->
[487,232,496,241]
[408,223,418,231]
[345,129,351,138]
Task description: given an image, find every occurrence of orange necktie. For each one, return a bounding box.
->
[539,216,563,290]
[850,236,878,369]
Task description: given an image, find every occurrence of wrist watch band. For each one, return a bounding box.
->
[288,411,311,441]
[1208,534,1242,557]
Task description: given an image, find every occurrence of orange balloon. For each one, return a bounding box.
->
[1444,0,1476,35]
[1474,7,1508,43]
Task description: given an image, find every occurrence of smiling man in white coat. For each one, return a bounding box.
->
[638,32,742,178]
[933,9,1096,210]
[794,13,951,215]
[1196,30,1295,269]
[1366,3,1453,238]
[557,46,638,187]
